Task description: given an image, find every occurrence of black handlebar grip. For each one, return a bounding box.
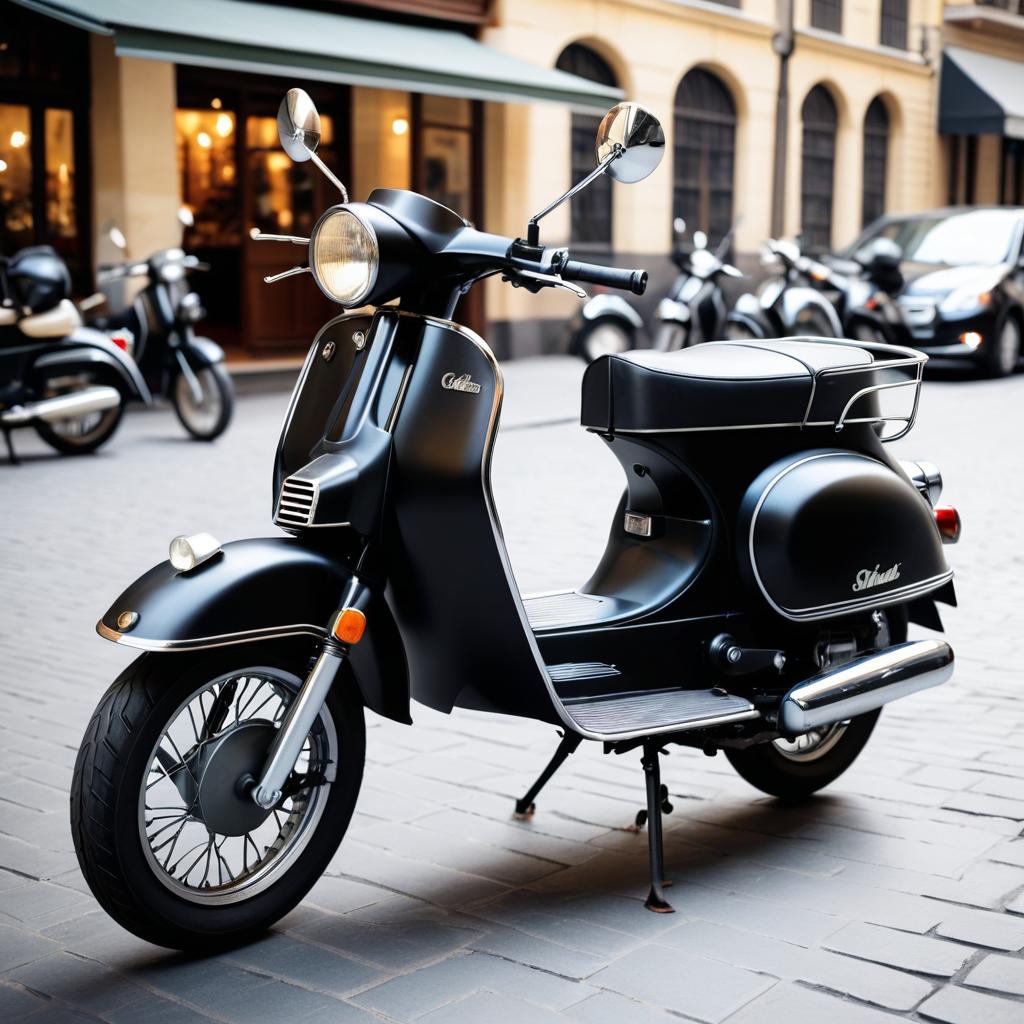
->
[560,260,648,296]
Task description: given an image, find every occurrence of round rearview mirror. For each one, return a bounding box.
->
[693,230,708,250]
[673,217,686,236]
[596,103,665,184]
[278,88,321,162]
[178,206,195,229]
[109,226,127,251]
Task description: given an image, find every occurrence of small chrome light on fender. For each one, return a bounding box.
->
[169,532,222,572]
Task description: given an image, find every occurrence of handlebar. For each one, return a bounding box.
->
[557,258,648,296]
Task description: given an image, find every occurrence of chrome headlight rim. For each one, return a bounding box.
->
[309,205,380,308]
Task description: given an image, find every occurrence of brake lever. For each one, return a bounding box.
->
[504,268,587,299]
[264,266,311,284]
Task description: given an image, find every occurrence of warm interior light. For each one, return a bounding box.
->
[211,97,222,109]
[10,130,27,148]
[0,159,7,173]
[391,117,409,137]
[215,113,233,138]
[196,131,212,149]
[959,331,983,350]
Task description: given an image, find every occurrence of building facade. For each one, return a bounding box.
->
[1,0,1022,358]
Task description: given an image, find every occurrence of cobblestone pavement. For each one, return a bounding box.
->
[1,355,1023,1024]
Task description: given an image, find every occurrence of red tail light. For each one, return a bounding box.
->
[934,505,961,544]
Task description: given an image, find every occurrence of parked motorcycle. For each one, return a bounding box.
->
[727,237,844,340]
[653,219,743,350]
[72,90,960,950]
[0,246,149,461]
[88,215,234,441]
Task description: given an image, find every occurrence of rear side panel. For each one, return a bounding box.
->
[738,450,952,621]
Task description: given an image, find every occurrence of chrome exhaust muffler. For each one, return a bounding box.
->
[0,386,121,427]
[780,639,953,733]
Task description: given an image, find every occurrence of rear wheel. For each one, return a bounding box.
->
[71,642,365,950]
[725,607,907,801]
[33,369,125,455]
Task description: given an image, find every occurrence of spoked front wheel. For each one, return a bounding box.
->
[71,642,364,950]
[172,363,234,440]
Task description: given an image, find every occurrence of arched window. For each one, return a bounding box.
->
[555,43,617,248]
[801,85,838,252]
[811,0,842,33]
[880,0,908,49]
[673,68,737,248]
[862,97,890,227]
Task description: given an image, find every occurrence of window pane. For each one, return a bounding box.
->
[811,0,843,32]
[45,108,76,242]
[0,103,33,252]
[176,108,240,247]
[421,95,471,128]
[421,127,472,219]
[800,87,837,251]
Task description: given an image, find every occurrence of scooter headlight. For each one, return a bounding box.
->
[310,207,379,306]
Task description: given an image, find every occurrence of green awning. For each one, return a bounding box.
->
[13,0,622,112]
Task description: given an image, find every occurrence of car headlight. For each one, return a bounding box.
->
[939,286,992,316]
[310,207,379,306]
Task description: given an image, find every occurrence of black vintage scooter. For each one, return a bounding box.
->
[87,215,234,441]
[73,91,960,950]
[1,246,149,461]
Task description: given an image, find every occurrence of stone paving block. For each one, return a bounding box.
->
[0,980,51,1023]
[564,989,681,1024]
[963,952,1024,996]
[1006,889,1024,914]
[105,992,223,1024]
[5,951,146,1016]
[469,923,609,980]
[222,933,384,996]
[823,921,972,977]
[353,950,589,1019]
[989,840,1024,868]
[589,943,775,1022]
[918,983,1024,1024]
[942,791,1024,822]
[970,774,1024,801]
[417,990,569,1024]
[659,918,934,1011]
[906,766,982,791]
[726,981,908,1024]
[921,860,1024,909]
[0,922,57,973]
[934,905,1024,951]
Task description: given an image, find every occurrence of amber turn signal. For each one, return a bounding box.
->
[332,607,367,644]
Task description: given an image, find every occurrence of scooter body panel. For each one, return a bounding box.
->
[96,536,411,724]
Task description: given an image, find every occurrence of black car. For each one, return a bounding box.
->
[837,206,1024,377]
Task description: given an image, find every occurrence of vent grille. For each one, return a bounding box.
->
[275,476,318,528]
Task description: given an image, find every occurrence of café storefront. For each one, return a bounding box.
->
[3,0,619,355]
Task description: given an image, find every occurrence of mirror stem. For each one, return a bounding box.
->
[309,151,349,203]
[527,147,622,247]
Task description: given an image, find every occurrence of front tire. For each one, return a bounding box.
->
[173,363,234,440]
[71,642,365,950]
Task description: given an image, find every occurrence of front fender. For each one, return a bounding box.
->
[181,334,225,368]
[581,293,644,329]
[35,326,152,404]
[780,287,843,337]
[97,537,410,723]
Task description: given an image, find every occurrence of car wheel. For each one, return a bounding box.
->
[980,316,1021,378]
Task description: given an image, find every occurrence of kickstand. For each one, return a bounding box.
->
[2,428,18,465]
[641,740,674,913]
[513,732,581,818]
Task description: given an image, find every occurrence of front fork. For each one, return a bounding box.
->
[250,577,371,810]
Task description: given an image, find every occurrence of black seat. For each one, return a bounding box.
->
[581,338,881,434]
